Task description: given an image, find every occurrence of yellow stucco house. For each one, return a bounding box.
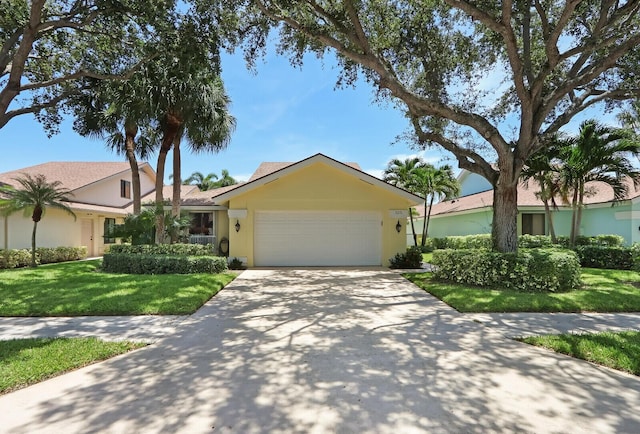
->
[1,154,422,267]
[206,154,423,267]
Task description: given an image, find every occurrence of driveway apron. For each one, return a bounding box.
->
[1,269,640,433]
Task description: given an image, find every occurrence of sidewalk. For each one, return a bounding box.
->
[0,315,188,343]
[467,312,640,337]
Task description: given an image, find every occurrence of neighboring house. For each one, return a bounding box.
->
[0,162,156,256]
[412,169,640,245]
[1,154,423,267]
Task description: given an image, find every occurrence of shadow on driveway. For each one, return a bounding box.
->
[1,269,640,433]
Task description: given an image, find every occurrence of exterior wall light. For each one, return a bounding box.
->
[395,220,402,233]
[235,220,241,232]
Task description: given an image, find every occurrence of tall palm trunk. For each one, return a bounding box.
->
[408,208,417,246]
[30,220,38,267]
[569,186,580,247]
[155,112,183,244]
[542,199,557,243]
[575,183,586,245]
[422,195,435,245]
[171,135,182,243]
[124,120,141,214]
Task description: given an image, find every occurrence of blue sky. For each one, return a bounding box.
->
[0,48,449,183]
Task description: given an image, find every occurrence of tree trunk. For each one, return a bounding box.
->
[171,135,182,243]
[154,112,182,244]
[124,121,141,214]
[542,199,557,243]
[31,220,38,267]
[569,186,580,247]
[423,195,435,244]
[172,135,182,219]
[420,197,428,247]
[409,208,417,246]
[491,181,519,253]
[575,183,585,246]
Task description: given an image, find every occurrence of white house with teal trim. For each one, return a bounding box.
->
[410,170,640,246]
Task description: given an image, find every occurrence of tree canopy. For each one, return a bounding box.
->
[214,0,640,252]
[0,0,176,133]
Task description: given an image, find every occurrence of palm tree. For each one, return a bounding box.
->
[520,136,565,243]
[383,157,423,246]
[212,169,237,188]
[411,164,460,245]
[0,174,76,267]
[170,75,235,222]
[559,120,640,246]
[72,79,154,215]
[184,171,219,190]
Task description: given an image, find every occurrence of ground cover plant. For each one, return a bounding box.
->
[0,337,146,394]
[0,260,236,316]
[404,268,640,313]
[518,331,640,376]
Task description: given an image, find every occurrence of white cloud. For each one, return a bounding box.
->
[233,172,254,182]
[365,169,384,179]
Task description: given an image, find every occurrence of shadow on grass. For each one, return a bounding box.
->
[0,260,235,316]
[1,269,640,433]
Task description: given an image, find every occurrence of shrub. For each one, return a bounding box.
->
[228,257,247,270]
[430,234,492,250]
[632,244,640,272]
[0,249,31,269]
[37,247,87,264]
[102,253,227,274]
[389,247,423,269]
[0,246,87,269]
[431,248,581,292]
[108,243,215,256]
[575,245,633,270]
[518,235,554,248]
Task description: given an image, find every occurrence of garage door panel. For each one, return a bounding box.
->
[254,211,381,266]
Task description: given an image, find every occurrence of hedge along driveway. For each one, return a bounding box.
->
[0,260,236,316]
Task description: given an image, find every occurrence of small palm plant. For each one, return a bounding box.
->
[0,174,76,267]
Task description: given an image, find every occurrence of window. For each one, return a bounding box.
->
[120,180,131,199]
[522,213,545,235]
[104,218,116,244]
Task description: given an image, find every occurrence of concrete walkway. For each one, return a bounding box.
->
[0,315,188,343]
[1,269,640,433]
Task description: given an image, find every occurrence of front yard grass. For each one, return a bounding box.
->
[0,337,146,394]
[0,259,236,316]
[519,331,640,376]
[404,268,640,313]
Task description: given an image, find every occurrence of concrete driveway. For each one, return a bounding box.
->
[2,269,640,433]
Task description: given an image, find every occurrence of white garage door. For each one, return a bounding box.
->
[254,211,382,266]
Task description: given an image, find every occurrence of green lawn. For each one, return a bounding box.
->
[519,331,640,376]
[404,268,640,312]
[0,337,146,394]
[0,260,236,316]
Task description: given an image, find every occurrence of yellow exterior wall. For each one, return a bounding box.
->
[215,210,230,254]
[226,162,414,266]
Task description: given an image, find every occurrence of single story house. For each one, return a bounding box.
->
[412,170,640,245]
[0,162,157,256]
[2,153,423,266]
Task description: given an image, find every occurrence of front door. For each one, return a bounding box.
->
[81,219,94,257]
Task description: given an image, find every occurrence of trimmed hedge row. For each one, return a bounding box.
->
[108,243,215,256]
[423,234,626,252]
[575,245,634,270]
[431,248,582,292]
[102,253,228,274]
[0,247,87,269]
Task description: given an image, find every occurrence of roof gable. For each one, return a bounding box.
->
[212,153,422,205]
[0,161,155,191]
[249,161,362,181]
